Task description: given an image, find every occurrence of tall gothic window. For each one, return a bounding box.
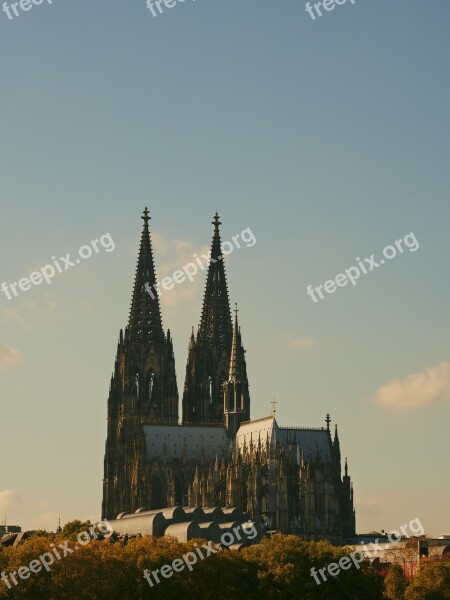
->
[149,371,155,401]
[208,376,213,404]
[135,373,140,400]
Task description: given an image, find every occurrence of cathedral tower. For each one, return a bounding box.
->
[182,213,234,424]
[102,208,179,520]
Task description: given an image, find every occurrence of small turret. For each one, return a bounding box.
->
[223,304,250,437]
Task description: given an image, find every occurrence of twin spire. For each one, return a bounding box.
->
[127,207,164,345]
[128,208,249,427]
[197,212,233,352]
[128,207,236,353]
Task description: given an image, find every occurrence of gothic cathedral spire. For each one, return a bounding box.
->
[102,209,179,520]
[128,207,164,345]
[182,213,234,425]
[197,213,233,350]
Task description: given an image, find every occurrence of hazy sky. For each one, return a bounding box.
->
[1,0,449,537]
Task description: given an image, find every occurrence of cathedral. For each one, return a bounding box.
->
[102,209,356,543]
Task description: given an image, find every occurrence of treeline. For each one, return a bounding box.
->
[0,522,448,599]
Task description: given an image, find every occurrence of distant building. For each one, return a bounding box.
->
[347,536,450,580]
[0,525,21,535]
[102,209,356,543]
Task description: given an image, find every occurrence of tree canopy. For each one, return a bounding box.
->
[0,525,447,600]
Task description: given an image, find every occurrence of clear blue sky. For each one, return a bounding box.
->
[1,0,449,536]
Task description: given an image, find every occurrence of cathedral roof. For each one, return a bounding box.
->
[144,424,229,462]
[235,415,276,449]
[235,416,332,463]
[277,427,332,463]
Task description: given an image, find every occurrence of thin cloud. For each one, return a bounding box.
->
[156,237,210,310]
[355,497,385,519]
[0,341,24,370]
[292,338,315,349]
[151,231,171,257]
[0,490,23,513]
[0,306,30,329]
[375,362,450,408]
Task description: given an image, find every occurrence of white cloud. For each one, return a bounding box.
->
[0,341,23,370]
[374,362,450,408]
[153,234,210,310]
[151,231,171,257]
[292,338,315,349]
[0,490,23,514]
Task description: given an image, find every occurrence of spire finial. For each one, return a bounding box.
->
[271,398,277,419]
[142,207,150,227]
[56,513,62,534]
[325,414,331,430]
[234,303,239,319]
[212,212,221,231]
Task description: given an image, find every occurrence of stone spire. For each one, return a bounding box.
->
[182,213,235,425]
[228,304,244,382]
[223,305,250,437]
[197,213,233,351]
[333,424,341,478]
[128,207,164,346]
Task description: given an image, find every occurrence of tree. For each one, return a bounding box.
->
[242,533,384,600]
[0,531,386,600]
[384,564,407,600]
[59,520,93,540]
[405,561,450,600]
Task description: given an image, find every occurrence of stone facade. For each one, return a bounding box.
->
[102,209,355,543]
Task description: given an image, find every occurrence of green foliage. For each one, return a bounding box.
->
[31,530,52,538]
[384,564,407,600]
[405,561,450,600]
[4,532,436,600]
[59,520,93,540]
[242,534,383,599]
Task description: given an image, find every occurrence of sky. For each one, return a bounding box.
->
[0,0,449,537]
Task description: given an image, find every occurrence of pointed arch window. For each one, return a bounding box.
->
[208,376,213,404]
[135,373,140,400]
[149,371,155,401]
